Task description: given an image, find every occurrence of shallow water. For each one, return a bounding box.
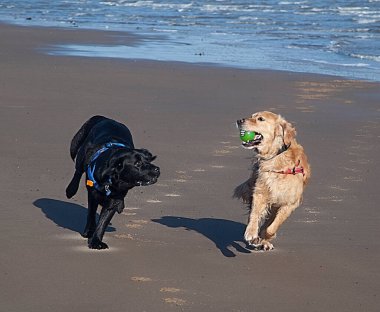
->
[1,0,379,81]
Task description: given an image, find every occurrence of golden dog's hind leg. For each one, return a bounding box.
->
[259,203,298,250]
[244,192,268,246]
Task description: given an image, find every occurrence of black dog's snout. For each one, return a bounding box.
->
[237,118,245,126]
[152,165,160,176]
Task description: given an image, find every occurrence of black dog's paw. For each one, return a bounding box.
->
[88,237,109,250]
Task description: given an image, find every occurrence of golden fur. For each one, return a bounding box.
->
[235,111,310,250]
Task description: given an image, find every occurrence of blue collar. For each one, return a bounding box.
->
[86,142,128,196]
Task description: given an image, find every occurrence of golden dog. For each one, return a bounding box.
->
[235,111,310,251]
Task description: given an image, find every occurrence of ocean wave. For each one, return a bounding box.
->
[350,54,380,62]
[302,58,370,67]
[100,1,193,11]
[1,0,380,81]
[279,1,308,4]
[356,18,380,24]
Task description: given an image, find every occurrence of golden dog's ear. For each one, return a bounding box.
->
[282,120,296,145]
[276,117,296,146]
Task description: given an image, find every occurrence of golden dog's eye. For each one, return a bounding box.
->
[258,116,265,121]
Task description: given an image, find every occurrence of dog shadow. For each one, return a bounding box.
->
[152,216,251,257]
[33,198,116,235]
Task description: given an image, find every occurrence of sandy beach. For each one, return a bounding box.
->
[1,23,379,311]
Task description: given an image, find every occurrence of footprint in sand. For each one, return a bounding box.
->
[225,145,240,149]
[130,278,187,306]
[304,207,320,215]
[295,105,315,113]
[126,220,149,229]
[213,149,231,156]
[131,276,153,282]
[146,199,162,203]
[220,140,240,149]
[341,166,361,172]
[173,170,192,183]
[174,179,187,183]
[156,183,170,187]
[163,297,187,306]
[295,219,318,224]
[114,233,134,240]
[122,207,140,216]
[211,165,225,169]
[317,196,343,202]
[192,168,206,172]
[329,185,349,192]
[343,176,363,182]
[165,193,181,197]
[122,212,137,216]
[160,287,181,293]
[126,223,143,229]
[57,233,86,240]
[161,288,186,306]
[350,159,371,165]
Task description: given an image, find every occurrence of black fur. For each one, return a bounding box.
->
[66,115,160,249]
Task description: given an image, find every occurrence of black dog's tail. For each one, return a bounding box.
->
[70,115,108,160]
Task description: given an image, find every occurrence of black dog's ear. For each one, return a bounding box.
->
[100,156,123,183]
[101,165,118,182]
[135,149,156,162]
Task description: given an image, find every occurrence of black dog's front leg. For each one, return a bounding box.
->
[82,192,98,239]
[88,198,123,249]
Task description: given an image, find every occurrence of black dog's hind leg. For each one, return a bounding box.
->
[82,192,98,238]
[87,199,123,249]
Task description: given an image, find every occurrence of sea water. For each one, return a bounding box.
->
[1,0,379,81]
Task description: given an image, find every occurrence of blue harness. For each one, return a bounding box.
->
[86,142,127,196]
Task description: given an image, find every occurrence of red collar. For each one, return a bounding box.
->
[270,160,305,176]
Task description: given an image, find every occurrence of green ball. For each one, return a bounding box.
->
[240,130,256,142]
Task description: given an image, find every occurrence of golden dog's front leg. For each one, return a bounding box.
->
[244,191,268,246]
[259,203,299,250]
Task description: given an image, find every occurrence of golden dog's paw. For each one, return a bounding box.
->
[245,230,274,251]
[244,229,261,246]
[260,240,274,251]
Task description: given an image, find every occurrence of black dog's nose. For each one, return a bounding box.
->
[237,118,245,126]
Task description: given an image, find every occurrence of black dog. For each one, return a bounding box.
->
[66,115,160,249]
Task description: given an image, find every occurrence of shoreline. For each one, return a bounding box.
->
[2,21,379,82]
[1,22,380,311]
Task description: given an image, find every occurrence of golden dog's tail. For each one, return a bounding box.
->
[233,178,254,205]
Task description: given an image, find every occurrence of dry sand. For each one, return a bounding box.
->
[1,23,379,311]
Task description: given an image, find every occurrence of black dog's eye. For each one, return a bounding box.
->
[117,162,123,169]
[135,161,143,167]
[258,116,265,121]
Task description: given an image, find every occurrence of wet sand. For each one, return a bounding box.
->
[1,23,379,311]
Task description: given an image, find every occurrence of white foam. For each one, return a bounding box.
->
[301,58,370,67]
[351,54,380,62]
